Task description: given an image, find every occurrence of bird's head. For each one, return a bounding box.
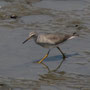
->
[22,32,37,44]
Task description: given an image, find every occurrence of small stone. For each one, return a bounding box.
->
[10,14,18,19]
[75,24,79,27]
[0,83,5,87]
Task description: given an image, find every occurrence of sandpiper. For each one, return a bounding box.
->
[22,32,78,63]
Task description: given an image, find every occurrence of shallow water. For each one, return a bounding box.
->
[33,0,88,11]
[0,0,90,90]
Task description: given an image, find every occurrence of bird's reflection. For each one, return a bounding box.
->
[41,58,65,72]
[34,52,79,72]
[39,53,79,72]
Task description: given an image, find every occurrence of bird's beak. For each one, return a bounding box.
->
[22,36,31,44]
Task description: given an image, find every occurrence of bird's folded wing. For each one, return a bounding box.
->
[37,34,67,44]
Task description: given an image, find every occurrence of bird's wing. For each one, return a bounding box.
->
[37,34,69,44]
[45,34,66,44]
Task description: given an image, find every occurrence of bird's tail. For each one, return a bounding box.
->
[68,32,79,40]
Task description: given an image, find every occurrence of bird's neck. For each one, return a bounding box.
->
[33,35,37,42]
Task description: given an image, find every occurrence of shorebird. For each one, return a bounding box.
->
[22,32,78,63]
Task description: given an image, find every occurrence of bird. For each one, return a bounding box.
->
[22,32,78,63]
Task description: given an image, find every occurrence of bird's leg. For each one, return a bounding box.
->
[38,49,50,64]
[57,46,66,59]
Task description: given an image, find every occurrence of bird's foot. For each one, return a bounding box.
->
[38,61,41,64]
[33,60,41,64]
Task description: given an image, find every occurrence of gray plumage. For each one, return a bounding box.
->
[36,33,72,48]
